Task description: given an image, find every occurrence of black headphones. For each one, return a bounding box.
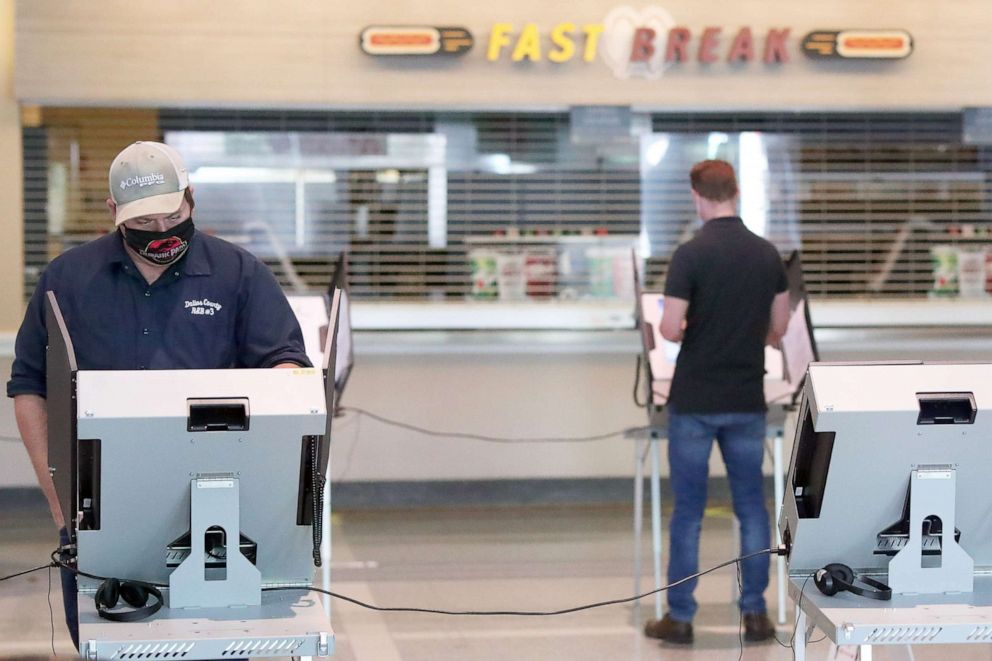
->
[95,578,164,622]
[813,563,892,601]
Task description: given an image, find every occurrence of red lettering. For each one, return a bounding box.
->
[665,27,691,62]
[726,27,754,63]
[629,27,656,62]
[763,28,790,63]
[698,27,721,63]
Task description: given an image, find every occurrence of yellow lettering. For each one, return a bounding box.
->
[548,22,576,63]
[487,23,514,61]
[512,23,542,62]
[582,24,605,62]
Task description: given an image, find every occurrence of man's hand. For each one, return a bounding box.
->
[274,362,302,368]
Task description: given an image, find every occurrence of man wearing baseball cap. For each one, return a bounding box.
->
[7,141,311,648]
[110,141,197,268]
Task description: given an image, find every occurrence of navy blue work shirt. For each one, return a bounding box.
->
[7,230,311,399]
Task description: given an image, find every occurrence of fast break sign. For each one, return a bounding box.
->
[360,6,912,80]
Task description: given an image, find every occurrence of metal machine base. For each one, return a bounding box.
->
[79,588,333,660]
[791,574,992,659]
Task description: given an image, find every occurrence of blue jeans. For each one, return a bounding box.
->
[665,409,770,622]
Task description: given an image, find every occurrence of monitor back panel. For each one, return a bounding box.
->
[74,368,327,590]
[782,361,992,574]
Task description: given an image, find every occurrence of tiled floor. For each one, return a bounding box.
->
[1,498,989,660]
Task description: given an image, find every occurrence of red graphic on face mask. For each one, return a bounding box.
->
[146,237,181,253]
[141,236,188,262]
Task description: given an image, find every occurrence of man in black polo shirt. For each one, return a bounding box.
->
[646,160,789,645]
[7,141,310,648]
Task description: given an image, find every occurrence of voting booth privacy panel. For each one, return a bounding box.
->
[285,252,355,409]
[781,362,992,592]
[45,289,342,659]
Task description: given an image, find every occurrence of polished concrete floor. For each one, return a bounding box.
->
[1,497,990,660]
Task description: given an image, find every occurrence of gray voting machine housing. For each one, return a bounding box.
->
[46,290,344,660]
[781,361,992,653]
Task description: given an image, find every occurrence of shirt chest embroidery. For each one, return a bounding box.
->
[184,298,224,316]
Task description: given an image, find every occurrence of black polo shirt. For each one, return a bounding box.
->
[8,230,311,399]
[663,216,787,414]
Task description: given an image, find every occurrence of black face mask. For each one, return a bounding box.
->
[121,218,195,266]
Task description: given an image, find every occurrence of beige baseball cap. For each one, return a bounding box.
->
[108,141,189,226]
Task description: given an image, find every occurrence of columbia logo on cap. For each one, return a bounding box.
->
[119,173,166,190]
[108,141,190,226]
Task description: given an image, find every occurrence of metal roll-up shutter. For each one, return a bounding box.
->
[645,112,987,298]
[20,108,991,308]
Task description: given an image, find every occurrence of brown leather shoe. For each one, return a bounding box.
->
[743,612,776,642]
[644,614,693,644]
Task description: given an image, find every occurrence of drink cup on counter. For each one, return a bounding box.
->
[957,248,986,298]
[469,249,499,299]
[496,253,526,301]
[930,245,958,297]
[524,249,557,298]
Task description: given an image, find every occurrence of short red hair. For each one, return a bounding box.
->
[690,160,738,202]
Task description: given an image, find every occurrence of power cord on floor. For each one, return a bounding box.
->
[0,562,54,582]
[47,564,56,657]
[735,560,744,661]
[19,547,782,617]
[263,548,779,616]
[6,548,791,658]
[769,573,826,650]
[0,560,60,654]
[340,406,651,444]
